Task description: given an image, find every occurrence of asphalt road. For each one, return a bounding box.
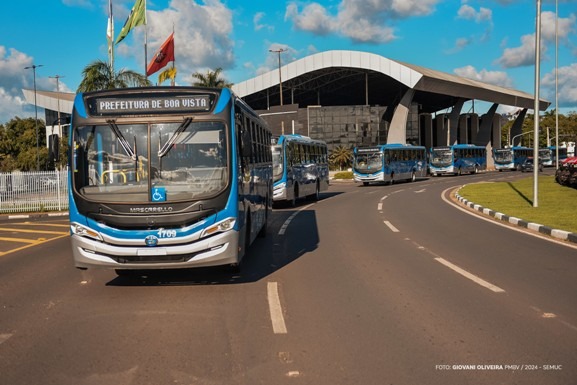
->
[0,170,576,385]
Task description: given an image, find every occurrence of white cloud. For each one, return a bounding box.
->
[542,63,577,107]
[541,11,576,42]
[495,33,542,68]
[454,65,514,88]
[285,0,439,44]
[0,47,35,123]
[495,11,574,69]
[457,4,492,23]
[117,0,235,84]
[254,12,273,32]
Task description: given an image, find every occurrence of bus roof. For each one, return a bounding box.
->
[275,134,327,146]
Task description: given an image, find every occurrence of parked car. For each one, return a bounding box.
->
[519,157,543,172]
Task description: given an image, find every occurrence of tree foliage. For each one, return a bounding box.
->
[191,67,233,88]
[0,117,46,171]
[329,145,353,171]
[77,60,151,92]
[501,110,577,147]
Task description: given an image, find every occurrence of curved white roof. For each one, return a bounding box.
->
[233,50,423,97]
[233,49,548,111]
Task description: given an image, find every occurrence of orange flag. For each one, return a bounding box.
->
[146,33,175,76]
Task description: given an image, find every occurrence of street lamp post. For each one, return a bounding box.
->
[24,63,43,171]
[533,0,542,208]
[49,75,64,136]
[269,48,286,106]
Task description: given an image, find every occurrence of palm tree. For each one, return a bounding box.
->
[329,145,353,171]
[77,60,151,92]
[191,67,233,88]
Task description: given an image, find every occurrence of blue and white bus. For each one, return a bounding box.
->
[271,134,329,206]
[493,146,533,171]
[353,143,427,186]
[543,146,568,167]
[429,144,487,176]
[68,87,272,274]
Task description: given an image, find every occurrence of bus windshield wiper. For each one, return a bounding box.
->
[107,120,136,160]
[158,117,193,158]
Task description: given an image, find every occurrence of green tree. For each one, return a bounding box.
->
[77,60,151,92]
[0,117,48,171]
[191,67,233,88]
[329,145,353,171]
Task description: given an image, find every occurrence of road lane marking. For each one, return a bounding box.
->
[0,333,13,345]
[383,220,400,233]
[278,203,314,235]
[434,257,505,293]
[377,202,383,211]
[0,236,39,244]
[267,282,288,334]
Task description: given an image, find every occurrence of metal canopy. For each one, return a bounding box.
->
[233,50,550,113]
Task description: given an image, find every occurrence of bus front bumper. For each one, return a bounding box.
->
[71,230,240,270]
[353,172,383,183]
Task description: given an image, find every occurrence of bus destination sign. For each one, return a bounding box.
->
[357,147,380,153]
[88,94,214,116]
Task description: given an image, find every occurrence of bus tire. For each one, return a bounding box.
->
[411,172,416,182]
[472,166,478,174]
[309,180,320,201]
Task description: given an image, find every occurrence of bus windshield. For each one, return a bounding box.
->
[494,149,512,162]
[431,148,452,167]
[73,120,228,203]
[272,145,284,182]
[354,152,382,171]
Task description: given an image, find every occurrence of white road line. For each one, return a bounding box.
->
[0,333,13,345]
[278,203,314,235]
[383,220,400,233]
[434,257,505,293]
[377,202,383,211]
[267,282,288,334]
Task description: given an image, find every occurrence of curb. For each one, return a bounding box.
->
[0,211,69,222]
[454,189,577,245]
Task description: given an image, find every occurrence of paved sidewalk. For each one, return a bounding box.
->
[0,211,69,222]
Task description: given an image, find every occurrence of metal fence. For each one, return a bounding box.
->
[0,170,69,214]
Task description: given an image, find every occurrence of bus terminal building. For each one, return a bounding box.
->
[24,50,549,162]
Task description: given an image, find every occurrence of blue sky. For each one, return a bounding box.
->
[1,0,576,124]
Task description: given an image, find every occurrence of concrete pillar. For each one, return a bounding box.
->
[420,114,433,149]
[476,103,498,146]
[448,99,465,145]
[421,114,433,149]
[387,89,415,144]
[510,109,528,146]
[435,114,449,146]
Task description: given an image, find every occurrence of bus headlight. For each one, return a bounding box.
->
[201,217,236,238]
[71,223,104,242]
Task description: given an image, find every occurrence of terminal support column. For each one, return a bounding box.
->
[387,89,414,144]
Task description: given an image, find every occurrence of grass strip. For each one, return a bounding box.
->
[458,175,577,234]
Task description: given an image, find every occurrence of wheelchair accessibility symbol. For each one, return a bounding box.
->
[151,187,166,202]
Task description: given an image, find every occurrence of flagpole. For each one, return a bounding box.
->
[108,0,114,69]
[172,24,175,86]
[144,0,148,78]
